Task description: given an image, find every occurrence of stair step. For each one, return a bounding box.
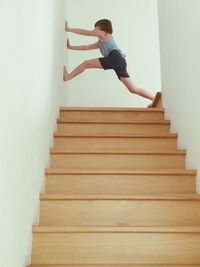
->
[45,169,196,195]
[39,194,200,226]
[60,107,164,111]
[40,194,200,200]
[28,265,200,267]
[50,151,186,170]
[56,121,171,135]
[59,107,164,122]
[29,103,199,265]
[45,169,196,175]
[33,226,200,233]
[31,226,200,264]
[53,135,178,152]
[54,133,176,137]
[50,150,186,155]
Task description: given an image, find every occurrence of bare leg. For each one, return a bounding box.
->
[120,77,154,101]
[63,58,102,81]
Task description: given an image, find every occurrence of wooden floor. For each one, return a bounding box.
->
[28,93,200,266]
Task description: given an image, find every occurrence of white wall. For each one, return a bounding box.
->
[64,0,161,107]
[0,0,66,266]
[158,0,200,192]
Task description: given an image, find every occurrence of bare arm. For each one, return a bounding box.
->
[67,38,99,51]
[68,27,102,37]
[65,20,104,38]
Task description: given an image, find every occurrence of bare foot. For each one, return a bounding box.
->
[63,66,70,81]
[147,102,153,108]
[147,92,160,108]
[65,20,68,32]
[67,38,70,49]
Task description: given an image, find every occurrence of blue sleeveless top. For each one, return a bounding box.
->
[98,36,126,58]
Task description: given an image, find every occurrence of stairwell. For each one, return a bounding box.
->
[28,93,200,266]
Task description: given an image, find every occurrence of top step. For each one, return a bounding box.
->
[59,107,164,123]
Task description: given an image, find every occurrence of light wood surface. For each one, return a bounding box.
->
[32,226,200,233]
[50,153,186,170]
[29,264,200,267]
[53,135,177,152]
[54,133,176,137]
[45,173,196,195]
[57,121,171,135]
[32,232,200,264]
[45,169,197,175]
[59,109,164,122]
[29,105,199,265]
[60,107,164,111]
[39,198,200,226]
[40,194,200,200]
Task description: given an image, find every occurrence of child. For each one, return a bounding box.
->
[64,19,155,105]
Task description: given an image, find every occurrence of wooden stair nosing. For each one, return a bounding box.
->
[49,150,186,155]
[32,226,200,233]
[39,194,200,201]
[45,168,197,175]
[27,265,200,267]
[53,133,178,138]
[60,107,164,112]
[57,119,171,125]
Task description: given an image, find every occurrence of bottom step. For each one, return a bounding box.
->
[31,227,200,265]
[28,265,200,267]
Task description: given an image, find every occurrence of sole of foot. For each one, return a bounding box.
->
[65,20,68,32]
[63,66,69,81]
[148,92,161,108]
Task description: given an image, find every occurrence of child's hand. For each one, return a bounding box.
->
[65,20,69,31]
[67,38,71,49]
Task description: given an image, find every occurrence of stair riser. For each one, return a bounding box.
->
[40,200,200,226]
[32,232,200,264]
[53,137,177,152]
[59,110,164,122]
[50,154,185,170]
[57,123,170,135]
[45,175,196,195]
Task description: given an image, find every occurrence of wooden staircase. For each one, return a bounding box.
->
[28,93,200,266]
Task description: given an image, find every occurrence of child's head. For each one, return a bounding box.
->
[94,19,113,34]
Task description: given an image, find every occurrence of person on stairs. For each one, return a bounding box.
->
[63,19,156,107]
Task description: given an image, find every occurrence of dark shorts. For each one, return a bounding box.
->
[99,50,130,80]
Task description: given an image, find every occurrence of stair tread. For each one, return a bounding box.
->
[50,149,186,155]
[57,119,170,124]
[60,107,164,112]
[28,265,200,267]
[45,168,197,175]
[40,194,200,201]
[32,226,200,233]
[54,133,177,138]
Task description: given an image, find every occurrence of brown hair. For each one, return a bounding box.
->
[94,19,113,34]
